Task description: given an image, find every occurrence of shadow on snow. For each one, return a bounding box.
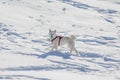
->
[79,52,103,58]
[39,51,71,59]
[59,0,118,14]
[0,75,50,80]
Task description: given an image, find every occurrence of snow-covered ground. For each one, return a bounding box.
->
[0,0,120,80]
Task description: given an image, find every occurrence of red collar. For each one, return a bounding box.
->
[51,36,63,46]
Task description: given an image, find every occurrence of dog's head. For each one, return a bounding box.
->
[49,29,56,39]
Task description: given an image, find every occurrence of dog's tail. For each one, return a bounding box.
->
[70,35,76,40]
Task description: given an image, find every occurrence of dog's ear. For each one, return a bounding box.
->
[49,29,51,33]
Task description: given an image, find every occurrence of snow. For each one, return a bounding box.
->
[0,0,120,80]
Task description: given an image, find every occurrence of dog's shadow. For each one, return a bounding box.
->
[39,51,71,59]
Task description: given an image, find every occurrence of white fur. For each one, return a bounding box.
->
[49,29,78,55]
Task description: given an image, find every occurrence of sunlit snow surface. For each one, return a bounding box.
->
[0,0,120,80]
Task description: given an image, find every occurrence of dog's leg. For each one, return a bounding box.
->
[70,47,79,56]
[74,48,79,55]
[51,46,54,51]
[55,46,57,51]
[51,46,58,51]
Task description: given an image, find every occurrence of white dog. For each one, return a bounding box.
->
[49,29,78,55]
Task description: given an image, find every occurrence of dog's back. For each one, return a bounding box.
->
[59,35,76,46]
